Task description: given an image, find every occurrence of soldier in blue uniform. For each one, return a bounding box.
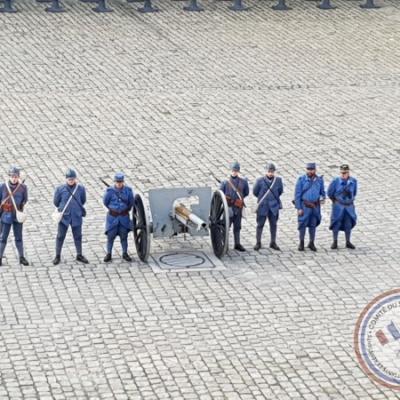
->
[103,172,135,262]
[294,163,326,251]
[0,166,29,266]
[253,162,284,251]
[220,162,249,252]
[328,164,357,250]
[53,169,89,265]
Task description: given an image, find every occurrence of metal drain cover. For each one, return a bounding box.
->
[148,250,226,273]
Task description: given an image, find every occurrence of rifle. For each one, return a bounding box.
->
[100,177,111,188]
[210,174,221,185]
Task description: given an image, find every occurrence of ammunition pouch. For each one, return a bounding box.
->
[226,197,244,209]
[234,199,244,209]
[1,203,14,213]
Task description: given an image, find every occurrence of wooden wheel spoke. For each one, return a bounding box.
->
[133,194,151,262]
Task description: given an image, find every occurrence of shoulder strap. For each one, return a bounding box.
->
[65,184,85,211]
[300,176,319,198]
[257,178,276,205]
[255,177,276,211]
[60,184,79,215]
[116,188,129,205]
[227,178,243,200]
[4,181,22,211]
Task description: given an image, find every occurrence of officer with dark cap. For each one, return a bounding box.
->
[53,169,89,265]
[253,162,284,251]
[103,172,135,262]
[220,161,249,252]
[0,166,29,266]
[328,164,357,249]
[294,163,326,251]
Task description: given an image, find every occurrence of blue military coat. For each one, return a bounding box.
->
[0,182,28,225]
[103,185,135,233]
[328,176,357,230]
[294,175,326,228]
[54,184,86,227]
[253,176,283,217]
[220,176,249,216]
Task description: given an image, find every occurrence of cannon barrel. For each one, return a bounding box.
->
[173,203,207,231]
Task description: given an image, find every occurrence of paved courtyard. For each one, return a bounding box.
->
[1,0,400,398]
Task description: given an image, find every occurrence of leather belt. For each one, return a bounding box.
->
[335,200,354,206]
[109,210,129,217]
[303,200,320,209]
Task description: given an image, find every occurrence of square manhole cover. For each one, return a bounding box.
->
[148,250,226,273]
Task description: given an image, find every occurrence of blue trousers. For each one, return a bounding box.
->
[0,221,24,258]
[332,211,353,242]
[256,210,278,244]
[56,222,83,256]
[106,225,129,254]
[299,215,318,242]
[229,209,242,246]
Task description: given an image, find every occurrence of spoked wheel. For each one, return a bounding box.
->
[209,190,230,258]
[132,193,151,262]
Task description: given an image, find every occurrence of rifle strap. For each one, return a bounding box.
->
[256,178,276,211]
[3,182,22,210]
[227,178,243,200]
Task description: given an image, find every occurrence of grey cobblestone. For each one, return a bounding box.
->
[0,0,400,399]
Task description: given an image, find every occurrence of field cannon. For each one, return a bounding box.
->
[132,187,230,262]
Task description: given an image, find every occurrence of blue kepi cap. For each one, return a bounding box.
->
[114,172,125,182]
[306,162,316,170]
[265,162,276,172]
[8,166,20,177]
[230,161,240,172]
[65,168,77,179]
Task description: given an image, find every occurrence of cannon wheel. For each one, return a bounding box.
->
[133,193,151,262]
[209,190,230,258]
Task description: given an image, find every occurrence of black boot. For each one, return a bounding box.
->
[346,241,356,249]
[298,240,305,251]
[0,258,2,266]
[270,242,281,251]
[76,254,89,264]
[308,242,317,252]
[254,242,261,251]
[104,253,112,262]
[331,240,338,250]
[122,253,132,262]
[234,244,246,252]
[19,256,29,266]
[53,255,61,265]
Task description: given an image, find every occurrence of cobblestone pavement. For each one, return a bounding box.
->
[0,0,400,398]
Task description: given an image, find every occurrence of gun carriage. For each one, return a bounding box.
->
[132,187,230,262]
